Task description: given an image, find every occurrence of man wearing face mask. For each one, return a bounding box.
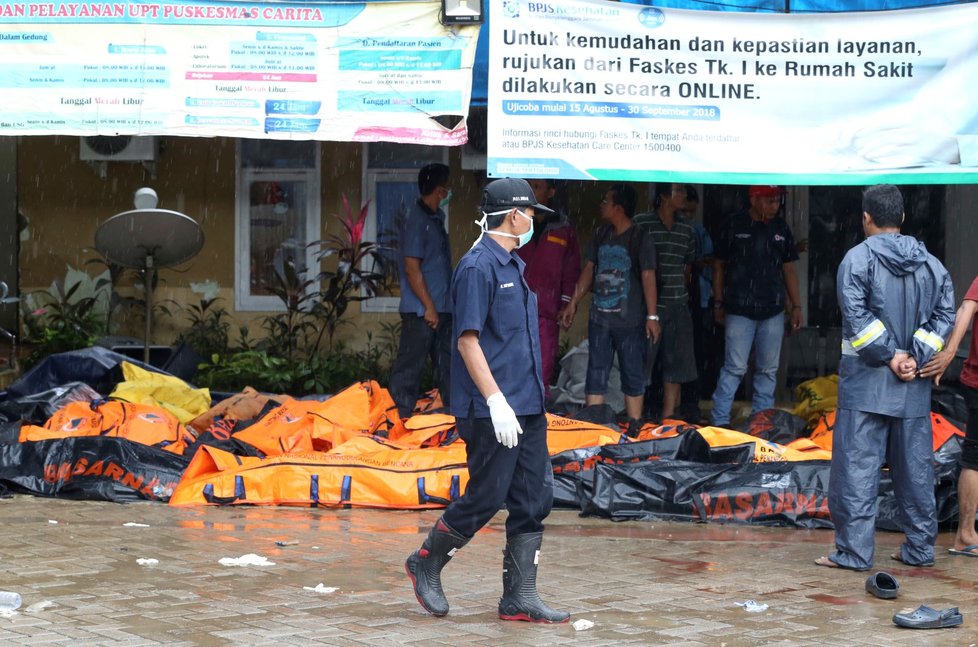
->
[405,178,569,624]
[516,179,581,398]
[389,162,454,419]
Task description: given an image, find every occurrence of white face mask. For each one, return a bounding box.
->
[472,209,534,249]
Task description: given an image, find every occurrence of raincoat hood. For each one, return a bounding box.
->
[864,233,928,276]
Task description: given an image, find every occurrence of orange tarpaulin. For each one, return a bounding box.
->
[804,410,962,453]
[230,380,405,456]
[169,437,469,508]
[30,400,194,454]
[696,426,833,462]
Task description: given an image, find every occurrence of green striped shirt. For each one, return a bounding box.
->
[633,212,696,304]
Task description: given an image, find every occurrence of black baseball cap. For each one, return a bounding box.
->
[480,178,554,214]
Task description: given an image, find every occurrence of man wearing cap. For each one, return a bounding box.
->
[710,185,802,426]
[389,163,453,419]
[405,178,569,624]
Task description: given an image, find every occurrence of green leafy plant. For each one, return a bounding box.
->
[176,298,231,358]
[259,258,320,364]
[21,278,107,368]
[194,350,293,394]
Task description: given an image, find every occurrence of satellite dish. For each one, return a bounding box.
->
[95,195,204,362]
[95,209,203,268]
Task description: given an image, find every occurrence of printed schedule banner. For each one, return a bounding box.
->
[0,0,479,145]
[487,0,978,184]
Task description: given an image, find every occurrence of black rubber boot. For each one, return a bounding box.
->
[405,518,469,617]
[498,532,570,623]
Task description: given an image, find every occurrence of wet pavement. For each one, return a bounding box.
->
[0,495,976,646]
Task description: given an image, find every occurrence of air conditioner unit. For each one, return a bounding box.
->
[80,135,158,162]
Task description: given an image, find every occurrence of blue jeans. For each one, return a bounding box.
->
[711,312,784,425]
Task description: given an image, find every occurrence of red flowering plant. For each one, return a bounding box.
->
[308,195,391,351]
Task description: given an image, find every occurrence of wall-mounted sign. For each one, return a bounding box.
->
[0,0,480,145]
[487,0,978,184]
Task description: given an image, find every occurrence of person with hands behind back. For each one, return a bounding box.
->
[405,178,569,624]
[815,184,954,572]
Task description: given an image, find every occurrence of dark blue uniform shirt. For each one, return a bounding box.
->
[715,211,798,320]
[450,235,545,418]
[397,198,452,315]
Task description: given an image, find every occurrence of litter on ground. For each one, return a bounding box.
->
[303,584,338,593]
[219,554,275,567]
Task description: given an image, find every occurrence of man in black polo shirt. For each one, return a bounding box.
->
[710,185,802,426]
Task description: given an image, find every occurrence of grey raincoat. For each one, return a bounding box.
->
[836,233,955,416]
[828,232,954,570]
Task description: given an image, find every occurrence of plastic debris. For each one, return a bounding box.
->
[136,558,159,566]
[124,522,150,528]
[736,599,769,613]
[219,554,275,567]
[0,592,21,611]
[24,601,55,613]
[275,540,299,546]
[303,583,338,594]
[47,520,58,524]
[572,619,595,631]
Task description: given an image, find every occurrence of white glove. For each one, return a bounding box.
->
[486,392,522,448]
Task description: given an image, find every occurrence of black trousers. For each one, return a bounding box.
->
[389,313,452,419]
[442,411,553,539]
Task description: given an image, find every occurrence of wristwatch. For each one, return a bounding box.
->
[646,315,659,321]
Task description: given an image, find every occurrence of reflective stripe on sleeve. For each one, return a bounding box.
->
[914,328,945,353]
[850,319,886,349]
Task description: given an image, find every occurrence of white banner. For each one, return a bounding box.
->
[0,0,479,145]
[487,0,978,184]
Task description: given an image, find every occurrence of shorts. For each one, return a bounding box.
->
[585,322,647,398]
[646,302,698,384]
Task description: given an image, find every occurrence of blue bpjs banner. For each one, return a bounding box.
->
[0,0,480,145]
[487,0,978,185]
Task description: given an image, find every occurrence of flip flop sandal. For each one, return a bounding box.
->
[948,544,978,558]
[892,605,963,629]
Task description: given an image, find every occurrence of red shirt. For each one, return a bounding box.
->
[516,216,581,321]
[960,275,978,389]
